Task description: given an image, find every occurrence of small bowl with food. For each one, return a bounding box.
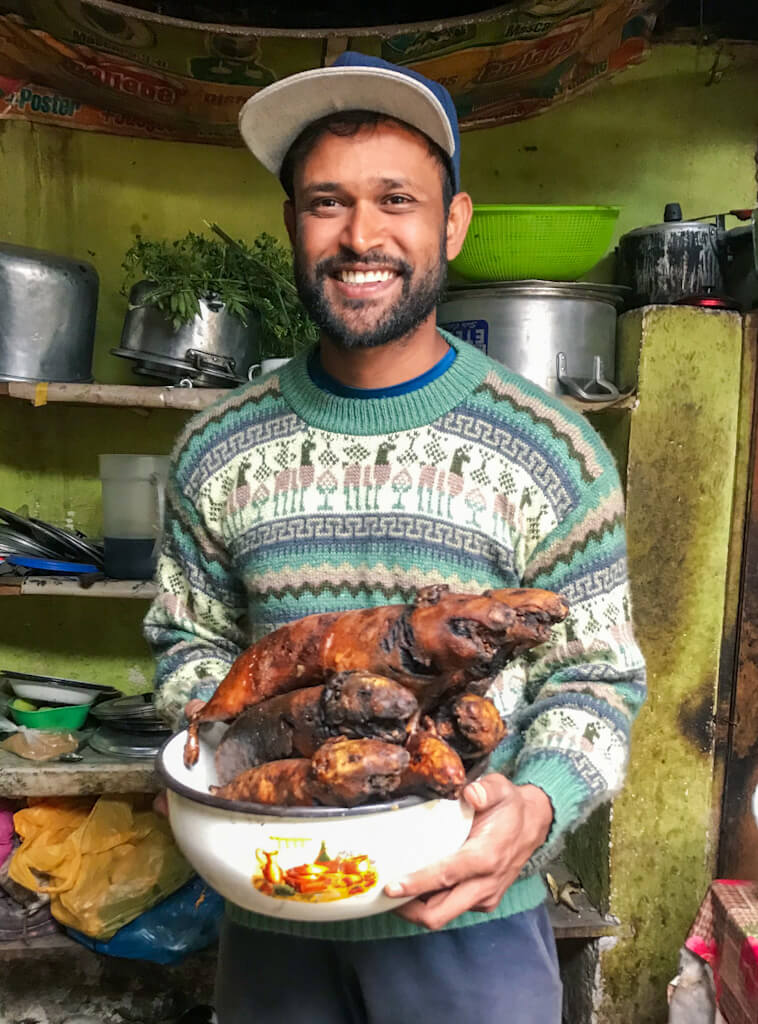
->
[158,586,568,922]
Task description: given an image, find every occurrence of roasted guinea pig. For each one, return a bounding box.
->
[184,585,567,766]
[310,738,410,808]
[425,693,506,761]
[214,672,418,787]
[398,732,467,799]
[210,759,315,806]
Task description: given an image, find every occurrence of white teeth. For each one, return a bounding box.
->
[339,269,394,284]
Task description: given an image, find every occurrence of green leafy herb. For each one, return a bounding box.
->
[121,230,318,359]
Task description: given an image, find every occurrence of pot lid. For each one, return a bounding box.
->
[621,202,721,239]
[443,280,630,307]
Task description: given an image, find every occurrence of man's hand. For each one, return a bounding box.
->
[153,699,207,818]
[385,774,553,931]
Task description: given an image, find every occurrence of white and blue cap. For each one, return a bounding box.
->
[238,51,461,193]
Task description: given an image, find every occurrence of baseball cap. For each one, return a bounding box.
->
[238,50,461,193]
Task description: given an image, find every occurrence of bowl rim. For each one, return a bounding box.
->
[157,731,430,819]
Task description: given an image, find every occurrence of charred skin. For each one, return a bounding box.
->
[398,731,467,799]
[184,586,568,768]
[214,673,418,786]
[210,759,315,806]
[214,685,325,786]
[310,738,410,808]
[426,693,506,761]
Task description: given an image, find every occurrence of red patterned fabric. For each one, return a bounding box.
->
[687,880,758,1023]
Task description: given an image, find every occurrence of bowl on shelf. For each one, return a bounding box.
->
[9,701,92,731]
[158,730,475,923]
[1,669,118,706]
[451,204,620,283]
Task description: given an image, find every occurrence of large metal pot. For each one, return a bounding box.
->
[0,242,98,383]
[437,280,626,402]
[616,203,725,307]
[112,281,262,387]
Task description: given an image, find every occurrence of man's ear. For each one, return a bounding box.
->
[283,199,296,247]
[445,192,473,262]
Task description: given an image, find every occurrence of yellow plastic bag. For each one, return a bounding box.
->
[9,795,193,940]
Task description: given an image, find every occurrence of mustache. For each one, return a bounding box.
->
[314,251,413,280]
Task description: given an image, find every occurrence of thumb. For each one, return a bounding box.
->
[463,772,512,811]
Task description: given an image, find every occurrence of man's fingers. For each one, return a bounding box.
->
[385,842,490,899]
[395,878,489,930]
[152,790,169,818]
[463,772,514,811]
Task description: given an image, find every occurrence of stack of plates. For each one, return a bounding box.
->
[0,507,104,575]
[89,693,170,759]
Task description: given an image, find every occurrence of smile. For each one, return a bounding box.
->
[337,269,398,284]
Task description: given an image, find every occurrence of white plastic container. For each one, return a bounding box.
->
[98,454,170,580]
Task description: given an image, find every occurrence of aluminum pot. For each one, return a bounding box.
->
[0,242,98,383]
[438,280,626,402]
[112,281,262,387]
[616,203,725,307]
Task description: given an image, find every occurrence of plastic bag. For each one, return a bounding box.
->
[67,875,224,964]
[0,729,79,761]
[9,795,193,939]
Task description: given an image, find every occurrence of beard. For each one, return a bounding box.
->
[294,238,448,350]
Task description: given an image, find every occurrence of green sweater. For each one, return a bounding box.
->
[144,333,646,941]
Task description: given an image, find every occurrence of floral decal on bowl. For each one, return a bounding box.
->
[253,842,378,902]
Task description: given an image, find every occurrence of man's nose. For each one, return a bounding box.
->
[339,200,385,255]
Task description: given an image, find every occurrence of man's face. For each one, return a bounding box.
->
[286,122,450,350]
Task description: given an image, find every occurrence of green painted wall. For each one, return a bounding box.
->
[598,307,745,1022]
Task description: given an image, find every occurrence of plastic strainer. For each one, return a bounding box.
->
[451,204,620,282]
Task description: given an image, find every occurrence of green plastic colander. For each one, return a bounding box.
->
[451,204,620,282]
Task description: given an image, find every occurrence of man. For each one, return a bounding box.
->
[145,52,646,1024]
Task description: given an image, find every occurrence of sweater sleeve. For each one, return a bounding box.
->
[488,455,646,874]
[143,461,248,730]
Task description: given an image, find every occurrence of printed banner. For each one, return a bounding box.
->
[0,0,663,142]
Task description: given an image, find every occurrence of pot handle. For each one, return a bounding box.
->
[556,353,621,403]
[247,363,261,381]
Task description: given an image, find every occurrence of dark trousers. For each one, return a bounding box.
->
[215,907,562,1024]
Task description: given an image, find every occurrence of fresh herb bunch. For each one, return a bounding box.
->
[121,230,318,358]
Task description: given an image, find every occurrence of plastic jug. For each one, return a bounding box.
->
[99,455,170,580]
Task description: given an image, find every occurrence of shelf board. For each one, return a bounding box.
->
[0,380,636,415]
[0,745,159,797]
[0,381,227,411]
[0,576,157,598]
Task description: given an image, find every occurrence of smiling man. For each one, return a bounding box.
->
[145,52,646,1024]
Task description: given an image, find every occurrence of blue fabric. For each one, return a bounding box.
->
[332,51,461,192]
[308,346,457,399]
[214,906,562,1023]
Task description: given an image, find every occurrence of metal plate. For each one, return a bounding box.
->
[89,726,167,759]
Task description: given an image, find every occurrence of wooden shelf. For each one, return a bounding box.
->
[0,577,157,598]
[0,380,636,416]
[0,745,159,797]
[0,381,227,411]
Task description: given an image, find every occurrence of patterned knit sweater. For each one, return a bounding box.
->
[144,332,646,941]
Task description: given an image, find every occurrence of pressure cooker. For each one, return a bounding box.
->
[616,202,726,307]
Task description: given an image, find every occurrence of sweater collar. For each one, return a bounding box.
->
[278,331,489,435]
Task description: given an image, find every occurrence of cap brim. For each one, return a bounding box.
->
[239,66,455,179]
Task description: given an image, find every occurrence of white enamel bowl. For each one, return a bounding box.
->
[158,730,475,923]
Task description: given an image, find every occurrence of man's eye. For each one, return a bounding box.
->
[313,197,341,209]
[385,195,413,205]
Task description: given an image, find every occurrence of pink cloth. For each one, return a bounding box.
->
[0,799,15,868]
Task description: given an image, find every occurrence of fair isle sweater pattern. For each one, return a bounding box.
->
[144,334,646,942]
